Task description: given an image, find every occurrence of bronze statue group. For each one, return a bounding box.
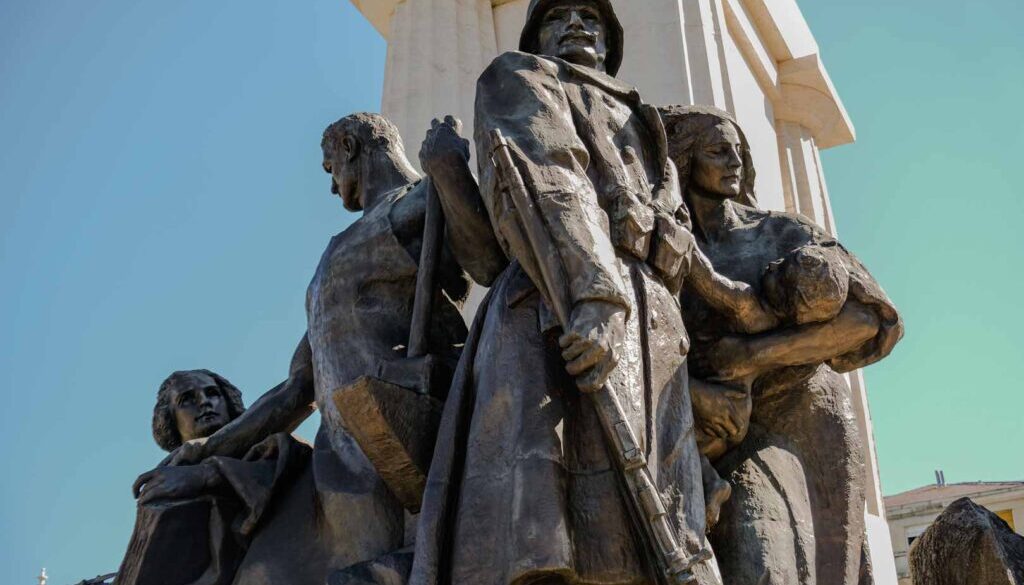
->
[124,1,902,584]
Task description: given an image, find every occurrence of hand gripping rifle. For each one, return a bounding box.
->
[489,129,712,585]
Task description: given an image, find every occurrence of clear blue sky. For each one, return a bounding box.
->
[0,0,1020,583]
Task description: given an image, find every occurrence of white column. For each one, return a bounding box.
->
[848,369,886,518]
[381,0,498,165]
[776,119,837,234]
[614,0,733,110]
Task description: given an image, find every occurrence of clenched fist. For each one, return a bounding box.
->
[419,115,470,176]
[559,301,626,393]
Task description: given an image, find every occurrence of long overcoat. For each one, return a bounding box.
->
[411,52,715,585]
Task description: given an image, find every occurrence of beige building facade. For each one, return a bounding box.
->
[347,0,897,582]
[885,481,1024,584]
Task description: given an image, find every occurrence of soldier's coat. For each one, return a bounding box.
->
[410,52,713,585]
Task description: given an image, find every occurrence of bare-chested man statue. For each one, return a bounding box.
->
[133,112,500,585]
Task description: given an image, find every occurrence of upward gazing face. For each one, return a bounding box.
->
[691,122,745,199]
[537,2,608,71]
[169,372,230,443]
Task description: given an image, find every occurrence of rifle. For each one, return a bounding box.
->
[489,129,711,585]
[407,177,445,365]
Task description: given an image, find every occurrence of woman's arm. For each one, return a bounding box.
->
[135,462,224,504]
[698,301,880,381]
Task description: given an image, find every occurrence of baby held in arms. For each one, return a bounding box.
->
[763,242,850,327]
[696,241,860,461]
[696,240,861,390]
[695,241,861,528]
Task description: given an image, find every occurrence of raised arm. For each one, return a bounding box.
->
[170,334,316,464]
[420,116,508,286]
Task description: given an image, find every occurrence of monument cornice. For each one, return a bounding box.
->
[776,54,856,148]
[351,0,855,149]
[724,0,855,148]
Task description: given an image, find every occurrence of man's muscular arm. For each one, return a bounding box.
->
[420,116,508,286]
[170,334,316,464]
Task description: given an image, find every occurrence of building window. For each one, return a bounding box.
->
[906,525,928,547]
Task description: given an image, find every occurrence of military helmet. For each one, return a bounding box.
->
[519,0,624,77]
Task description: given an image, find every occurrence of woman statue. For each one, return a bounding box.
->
[659,105,903,585]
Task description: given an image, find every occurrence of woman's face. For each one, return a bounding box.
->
[690,122,744,199]
[169,372,231,443]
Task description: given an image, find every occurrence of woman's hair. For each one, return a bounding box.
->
[151,369,245,452]
[658,104,758,209]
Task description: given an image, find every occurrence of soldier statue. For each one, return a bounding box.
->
[409,2,778,584]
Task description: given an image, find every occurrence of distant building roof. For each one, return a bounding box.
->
[885,481,1024,510]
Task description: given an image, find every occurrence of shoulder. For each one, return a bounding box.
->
[388,180,428,254]
[485,51,559,74]
[390,179,427,218]
[733,203,827,242]
[479,51,560,87]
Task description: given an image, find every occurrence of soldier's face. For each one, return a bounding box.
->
[169,372,231,443]
[537,2,608,71]
[692,122,744,198]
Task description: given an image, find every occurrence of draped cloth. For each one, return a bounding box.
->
[115,433,311,585]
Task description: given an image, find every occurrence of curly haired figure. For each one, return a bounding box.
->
[150,369,245,452]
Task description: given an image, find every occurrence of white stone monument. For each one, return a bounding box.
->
[347,1,899,582]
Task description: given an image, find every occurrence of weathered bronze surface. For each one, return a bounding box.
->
[111,2,905,584]
[125,113,486,585]
[411,3,764,584]
[662,104,902,585]
[119,370,255,585]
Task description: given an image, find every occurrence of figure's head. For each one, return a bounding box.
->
[520,0,623,76]
[321,113,408,211]
[763,243,849,325]
[152,369,245,452]
[659,105,757,206]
